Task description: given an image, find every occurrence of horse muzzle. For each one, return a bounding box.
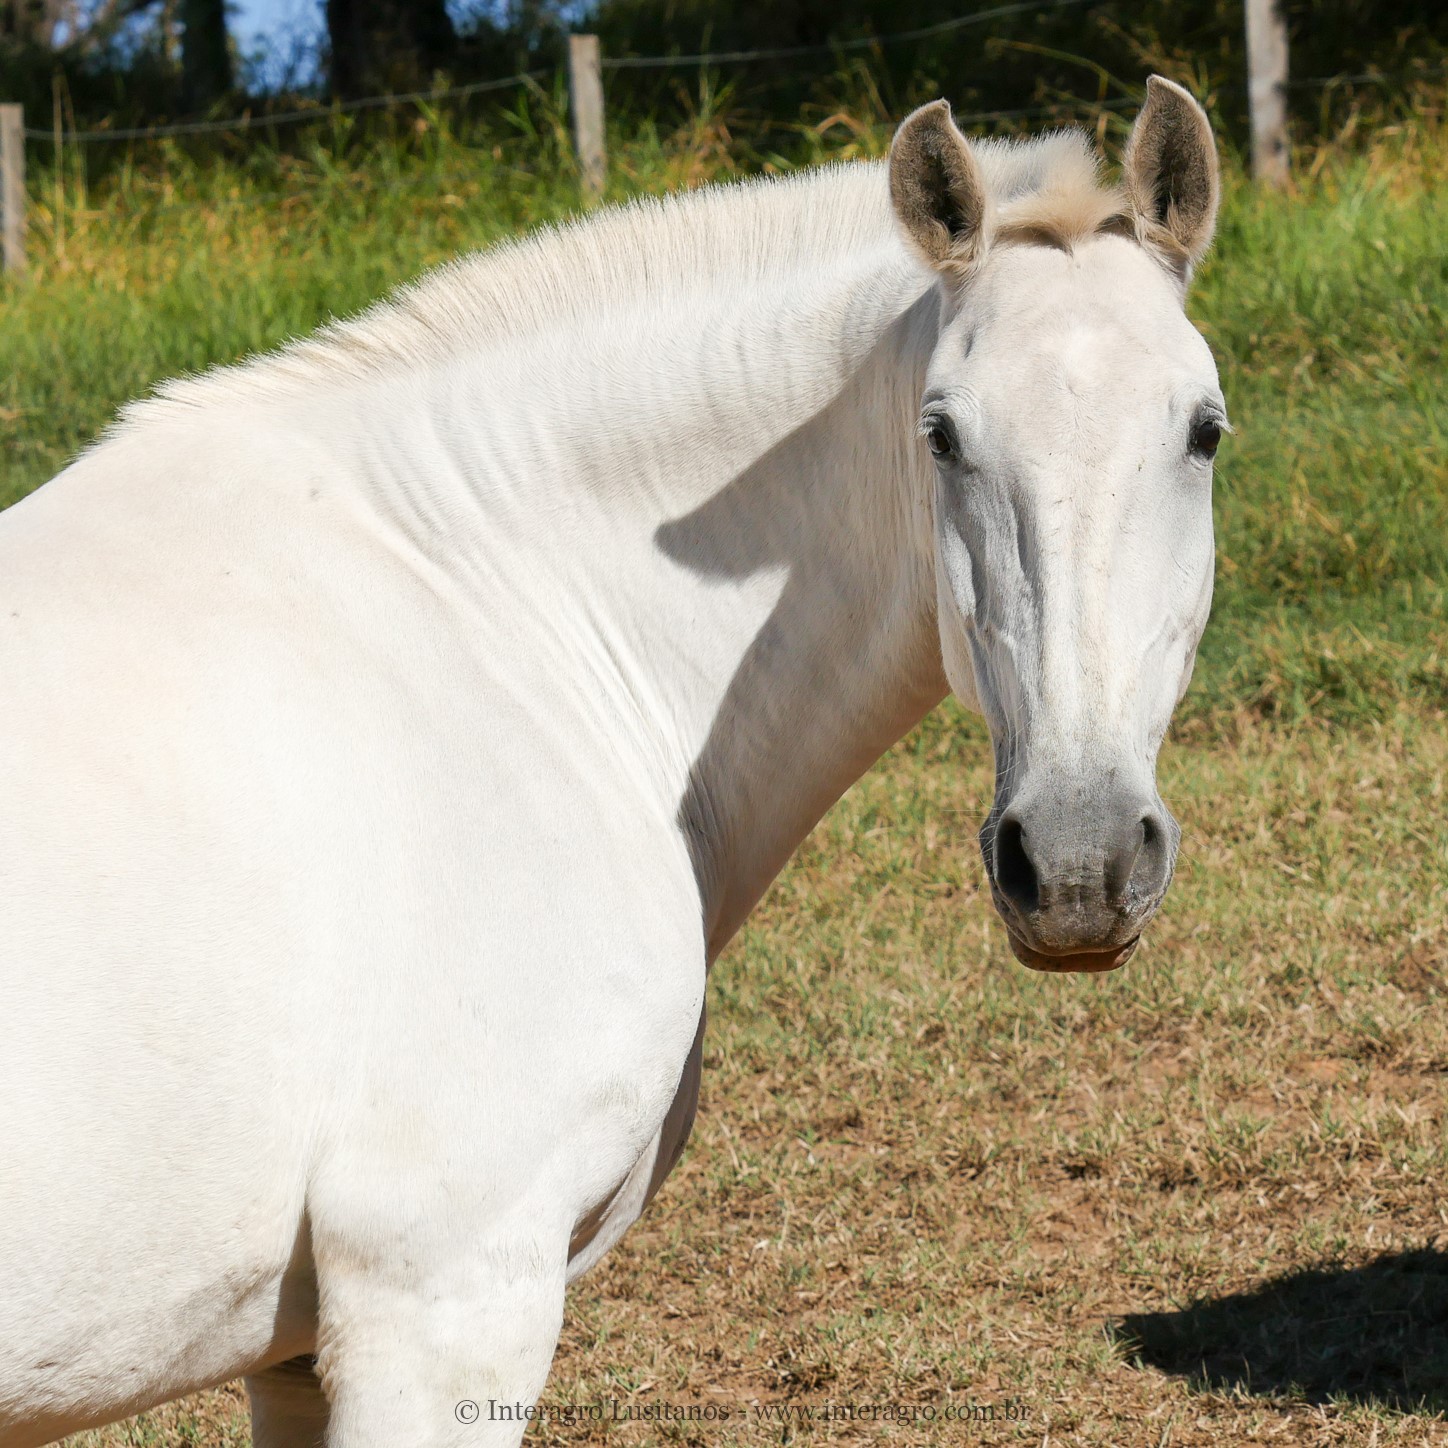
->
[980,785,1179,973]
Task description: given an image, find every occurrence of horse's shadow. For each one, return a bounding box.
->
[1113,1248,1448,1413]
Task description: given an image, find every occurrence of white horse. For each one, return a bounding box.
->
[0,78,1225,1447]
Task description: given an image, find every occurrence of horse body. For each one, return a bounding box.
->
[0,81,1224,1447]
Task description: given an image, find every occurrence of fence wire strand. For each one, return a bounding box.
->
[599,0,1095,69]
[24,68,550,142]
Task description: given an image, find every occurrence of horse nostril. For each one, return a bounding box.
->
[993,816,1039,914]
[1116,809,1173,905]
[1104,817,1148,903]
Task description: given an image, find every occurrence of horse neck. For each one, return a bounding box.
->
[628,257,949,956]
[333,244,948,960]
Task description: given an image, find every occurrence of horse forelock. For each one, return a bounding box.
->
[975,130,1131,254]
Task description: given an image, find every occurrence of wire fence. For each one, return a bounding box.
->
[19,0,1103,145]
[18,0,1443,148]
[21,69,551,143]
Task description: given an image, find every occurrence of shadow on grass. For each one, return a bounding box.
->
[1114,1249,1448,1413]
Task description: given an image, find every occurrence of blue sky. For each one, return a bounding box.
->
[229,0,324,84]
[231,0,314,51]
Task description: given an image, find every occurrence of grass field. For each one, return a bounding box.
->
[1,96,1444,1447]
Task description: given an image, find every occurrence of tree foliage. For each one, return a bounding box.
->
[324,0,457,99]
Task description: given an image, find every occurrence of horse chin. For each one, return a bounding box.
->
[1005,932,1140,974]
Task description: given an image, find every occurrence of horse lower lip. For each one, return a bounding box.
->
[1005,932,1140,974]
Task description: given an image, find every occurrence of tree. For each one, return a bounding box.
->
[179,0,231,109]
[325,0,458,99]
[4,0,68,46]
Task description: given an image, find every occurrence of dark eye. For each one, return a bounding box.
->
[1190,417,1223,459]
[924,420,955,462]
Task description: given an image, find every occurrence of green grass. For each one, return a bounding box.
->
[2,108,1444,729]
[1187,141,1448,726]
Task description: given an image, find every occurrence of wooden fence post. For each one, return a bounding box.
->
[1,104,25,275]
[1245,0,1289,187]
[569,34,606,199]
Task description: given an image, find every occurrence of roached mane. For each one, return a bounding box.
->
[117,127,1128,431]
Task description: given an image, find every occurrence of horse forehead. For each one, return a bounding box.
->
[970,241,1196,377]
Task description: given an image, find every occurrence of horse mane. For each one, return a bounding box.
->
[117,127,1124,428]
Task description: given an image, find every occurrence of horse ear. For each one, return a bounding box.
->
[1123,76,1220,276]
[889,100,990,275]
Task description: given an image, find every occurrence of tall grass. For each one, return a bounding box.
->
[0,94,1443,729]
[1187,125,1448,727]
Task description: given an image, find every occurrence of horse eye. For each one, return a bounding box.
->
[924,422,955,461]
[1191,418,1222,459]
